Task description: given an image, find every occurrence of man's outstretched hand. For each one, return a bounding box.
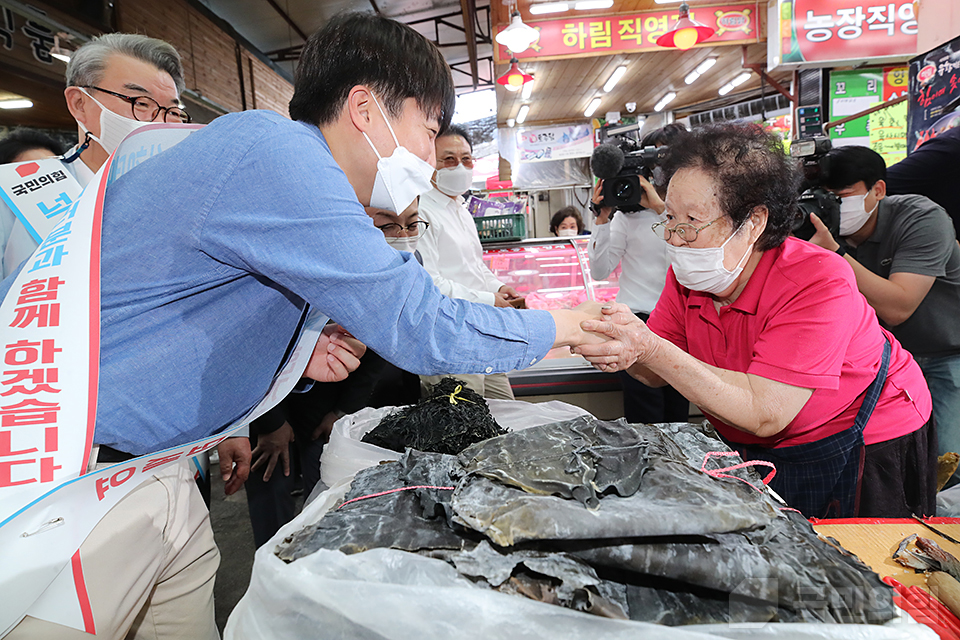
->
[305,324,366,383]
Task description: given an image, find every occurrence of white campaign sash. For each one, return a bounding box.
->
[0,157,84,244]
[0,124,327,635]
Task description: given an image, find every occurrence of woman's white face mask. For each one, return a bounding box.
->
[666,221,754,295]
[361,94,435,214]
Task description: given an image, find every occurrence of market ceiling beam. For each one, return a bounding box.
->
[460,0,480,90]
[741,45,797,106]
[262,0,308,42]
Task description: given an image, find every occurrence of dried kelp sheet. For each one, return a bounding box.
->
[276,417,896,626]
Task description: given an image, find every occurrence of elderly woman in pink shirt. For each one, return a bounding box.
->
[578,123,935,519]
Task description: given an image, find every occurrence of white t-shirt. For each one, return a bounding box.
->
[587,207,669,314]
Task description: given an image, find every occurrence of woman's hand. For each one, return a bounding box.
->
[573,303,661,372]
[592,180,614,225]
[637,175,665,215]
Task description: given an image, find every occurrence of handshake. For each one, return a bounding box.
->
[564,302,661,373]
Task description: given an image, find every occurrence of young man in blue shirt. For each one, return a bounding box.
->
[5,13,603,639]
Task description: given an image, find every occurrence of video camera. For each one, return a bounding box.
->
[590,122,666,213]
[789,136,841,241]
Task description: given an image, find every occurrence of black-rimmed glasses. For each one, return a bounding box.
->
[83,86,191,124]
[376,220,430,237]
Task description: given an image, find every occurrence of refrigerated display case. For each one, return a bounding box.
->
[481,236,623,397]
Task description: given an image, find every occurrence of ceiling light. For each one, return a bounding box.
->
[584,97,602,118]
[521,79,534,100]
[684,71,701,85]
[718,83,733,96]
[497,57,534,92]
[695,57,718,74]
[603,66,627,93]
[0,99,33,109]
[731,71,752,87]
[655,2,715,50]
[517,104,530,124]
[530,2,570,14]
[654,92,677,112]
[495,11,540,53]
[574,0,613,9]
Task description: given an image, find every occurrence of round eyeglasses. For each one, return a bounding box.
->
[376,220,430,238]
[83,86,191,124]
[651,218,721,243]
[440,155,474,169]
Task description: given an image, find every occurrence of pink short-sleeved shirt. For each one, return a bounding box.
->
[647,237,931,447]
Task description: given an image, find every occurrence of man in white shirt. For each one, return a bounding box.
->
[0,33,189,277]
[418,124,521,399]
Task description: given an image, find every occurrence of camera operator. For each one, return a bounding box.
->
[808,145,960,484]
[588,124,691,424]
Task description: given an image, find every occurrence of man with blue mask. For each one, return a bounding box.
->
[810,144,960,485]
[0,33,188,278]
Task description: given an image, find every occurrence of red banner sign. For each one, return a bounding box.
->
[494,3,761,63]
[775,0,917,67]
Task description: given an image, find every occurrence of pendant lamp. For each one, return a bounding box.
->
[497,58,533,92]
[496,11,540,53]
[656,2,715,50]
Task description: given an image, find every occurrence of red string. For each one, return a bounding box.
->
[701,451,776,493]
[336,485,455,510]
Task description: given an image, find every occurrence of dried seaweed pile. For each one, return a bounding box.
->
[281,417,896,626]
[361,377,506,455]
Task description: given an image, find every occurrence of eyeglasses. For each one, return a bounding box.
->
[651,217,721,243]
[83,86,191,124]
[376,220,430,237]
[440,155,474,169]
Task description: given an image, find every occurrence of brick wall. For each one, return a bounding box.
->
[116,0,293,118]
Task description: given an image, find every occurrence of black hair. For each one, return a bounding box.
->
[660,122,801,252]
[822,145,886,191]
[439,123,473,151]
[640,122,689,148]
[289,12,455,133]
[0,128,67,164]
[550,206,583,235]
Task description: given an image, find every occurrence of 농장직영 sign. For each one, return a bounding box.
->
[768,0,917,70]
[495,3,760,63]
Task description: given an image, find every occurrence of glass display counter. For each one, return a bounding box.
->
[481,236,623,395]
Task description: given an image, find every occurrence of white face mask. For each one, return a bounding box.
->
[79,88,152,155]
[362,94,435,213]
[384,235,420,254]
[666,223,754,295]
[838,193,878,236]
[557,228,578,237]
[434,164,474,197]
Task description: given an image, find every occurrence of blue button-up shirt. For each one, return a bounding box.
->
[3,111,554,454]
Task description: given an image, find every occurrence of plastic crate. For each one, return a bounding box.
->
[475,213,526,243]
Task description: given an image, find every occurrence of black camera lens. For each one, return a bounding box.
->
[613,178,635,200]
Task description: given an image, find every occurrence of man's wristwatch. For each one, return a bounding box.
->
[835,243,846,257]
[590,200,604,216]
